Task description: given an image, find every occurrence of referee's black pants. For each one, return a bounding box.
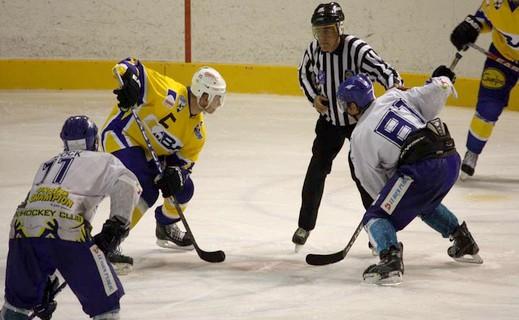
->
[298,116,373,231]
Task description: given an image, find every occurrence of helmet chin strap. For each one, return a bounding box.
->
[198,101,210,113]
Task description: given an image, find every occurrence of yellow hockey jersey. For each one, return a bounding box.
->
[477,0,519,61]
[102,58,206,170]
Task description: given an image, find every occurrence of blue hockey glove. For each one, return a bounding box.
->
[155,166,186,198]
[450,15,482,51]
[93,216,129,254]
[113,68,140,112]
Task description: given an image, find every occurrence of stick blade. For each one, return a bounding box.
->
[199,249,226,263]
[305,250,345,266]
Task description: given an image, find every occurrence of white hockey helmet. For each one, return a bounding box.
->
[191,66,227,109]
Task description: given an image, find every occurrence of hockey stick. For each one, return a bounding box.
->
[449,52,463,71]
[468,43,519,73]
[113,69,225,263]
[28,282,67,320]
[305,220,364,266]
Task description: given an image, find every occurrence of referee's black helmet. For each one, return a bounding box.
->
[311,2,345,26]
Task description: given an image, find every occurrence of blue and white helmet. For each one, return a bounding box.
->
[60,115,99,151]
[337,74,375,111]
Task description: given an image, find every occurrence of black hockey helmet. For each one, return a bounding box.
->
[311,2,345,26]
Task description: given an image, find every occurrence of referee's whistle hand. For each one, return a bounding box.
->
[314,95,329,114]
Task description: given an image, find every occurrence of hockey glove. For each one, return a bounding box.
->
[450,15,482,51]
[32,277,60,320]
[432,65,456,83]
[93,216,130,254]
[155,166,186,198]
[113,68,141,112]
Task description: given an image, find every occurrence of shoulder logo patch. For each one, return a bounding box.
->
[163,89,177,108]
[177,95,187,112]
[194,121,203,140]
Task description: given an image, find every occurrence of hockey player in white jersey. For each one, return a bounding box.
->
[336,73,482,285]
[0,116,141,320]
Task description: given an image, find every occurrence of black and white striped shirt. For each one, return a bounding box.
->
[298,34,402,126]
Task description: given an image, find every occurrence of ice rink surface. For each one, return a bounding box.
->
[0,90,518,319]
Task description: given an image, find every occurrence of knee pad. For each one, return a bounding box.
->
[93,309,120,320]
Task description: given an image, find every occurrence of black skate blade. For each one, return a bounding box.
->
[306,251,345,266]
[453,253,483,264]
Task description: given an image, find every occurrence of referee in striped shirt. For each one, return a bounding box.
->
[292,2,403,250]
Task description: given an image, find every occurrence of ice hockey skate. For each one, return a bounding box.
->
[156,221,194,250]
[460,150,478,180]
[107,247,134,275]
[292,227,310,253]
[363,243,404,286]
[448,221,483,264]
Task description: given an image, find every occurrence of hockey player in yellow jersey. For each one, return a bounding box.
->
[101,58,226,270]
[450,0,518,179]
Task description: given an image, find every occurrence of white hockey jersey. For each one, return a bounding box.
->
[9,150,141,242]
[350,77,455,199]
